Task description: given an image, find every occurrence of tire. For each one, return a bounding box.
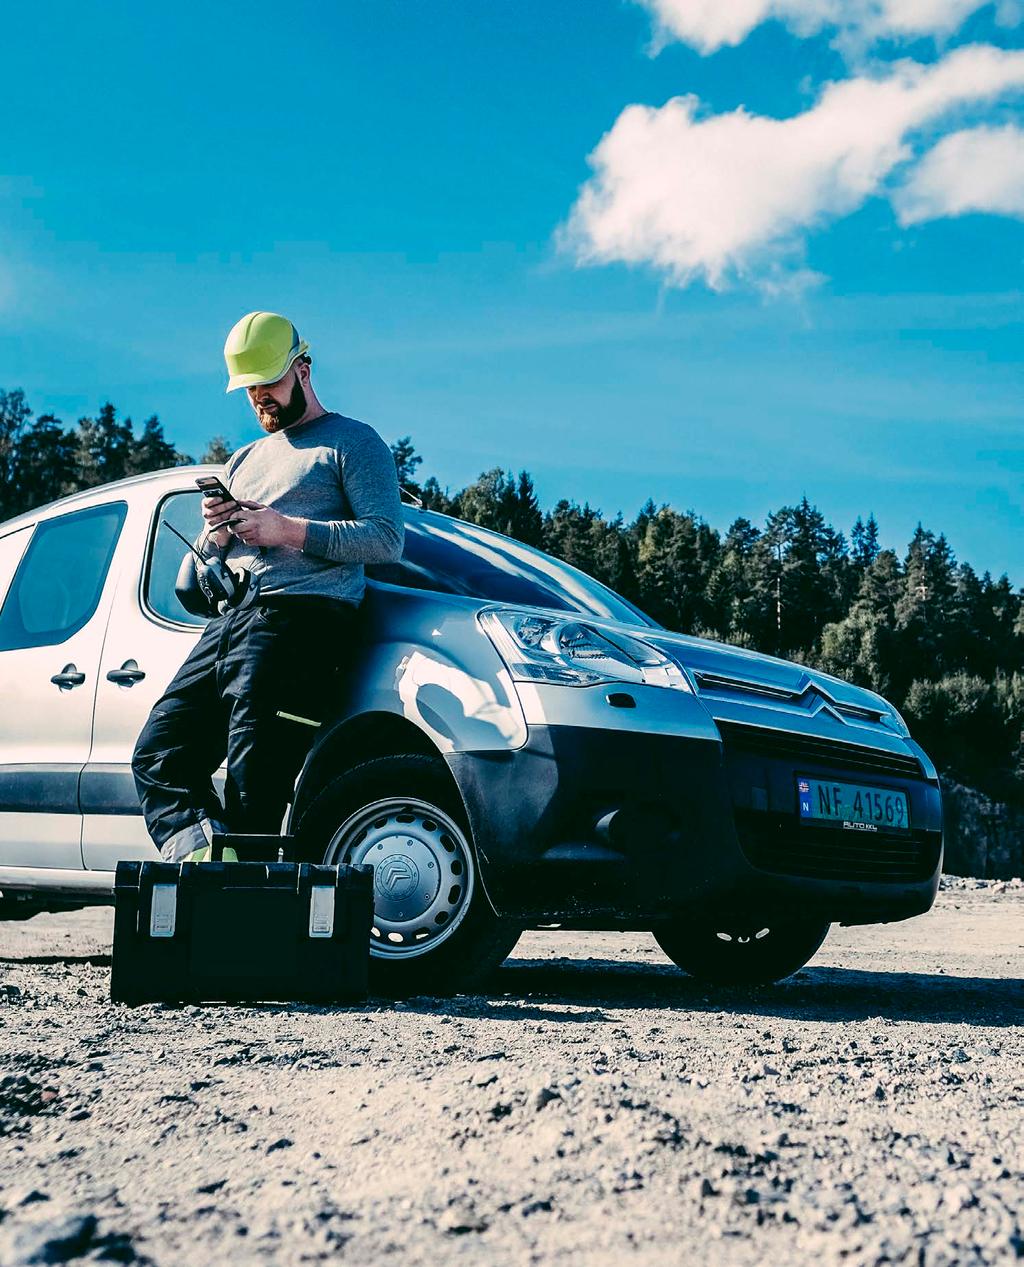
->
[294,754,521,996]
[653,915,830,985]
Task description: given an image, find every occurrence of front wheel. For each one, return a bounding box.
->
[294,755,521,996]
[653,915,830,985]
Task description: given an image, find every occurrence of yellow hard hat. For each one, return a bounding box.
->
[223,311,310,393]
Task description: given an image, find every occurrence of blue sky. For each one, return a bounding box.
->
[1,0,1022,582]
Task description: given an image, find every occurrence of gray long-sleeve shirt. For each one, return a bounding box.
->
[211,411,405,604]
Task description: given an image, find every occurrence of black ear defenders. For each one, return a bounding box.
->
[168,523,258,618]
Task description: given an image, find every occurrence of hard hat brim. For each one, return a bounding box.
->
[224,340,310,393]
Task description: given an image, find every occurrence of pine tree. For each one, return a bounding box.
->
[12,413,79,514]
[632,506,721,634]
[859,548,903,617]
[761,497,849,655]
[591,512,640,604]
[75,402,134,488]
[391,436,423,493]
[200,436,234,464]
[894,525,958,688]
[632,498,658,543]
[706,517,763,646]
[0,389,32,520]
[509,470,544,547]
[543,499,600,578]
[419,475,455,514]
[456,468,520,535]
[986,574,1023,674]
[851,514,881,570]
[127,415,179,475]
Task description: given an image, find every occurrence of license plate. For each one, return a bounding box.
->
[797,777,910,833]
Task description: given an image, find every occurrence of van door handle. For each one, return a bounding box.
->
[106,659,146,686]
[51,664,86,690]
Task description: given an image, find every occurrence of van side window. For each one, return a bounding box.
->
[0,503,127,651]
[145,492,208,628]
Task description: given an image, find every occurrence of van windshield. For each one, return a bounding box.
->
[366,512,657,629]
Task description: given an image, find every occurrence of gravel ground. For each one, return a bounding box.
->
[0,886,1021,1266]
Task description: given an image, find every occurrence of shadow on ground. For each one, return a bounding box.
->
[3,947,1019,1027]
[0,954,111,967]
[399,957,1024,1028]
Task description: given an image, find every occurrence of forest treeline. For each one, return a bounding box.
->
[3,389,1022,858]
[0,388,232,520]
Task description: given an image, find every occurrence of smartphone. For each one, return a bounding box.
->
[196,475,234,502]
[196,476,243,531]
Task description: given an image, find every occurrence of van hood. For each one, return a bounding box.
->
[643,628,887,713]
[583,612,911,744]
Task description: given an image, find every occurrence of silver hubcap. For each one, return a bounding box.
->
[323,797,475,960]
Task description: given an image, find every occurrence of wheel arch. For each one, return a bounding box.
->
[287,713,510,918]
[289,710,453,826]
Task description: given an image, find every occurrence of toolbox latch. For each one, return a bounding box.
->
[308,885,335,938]
[149,883,178,938]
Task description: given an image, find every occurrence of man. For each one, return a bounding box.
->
[132,311,405,862]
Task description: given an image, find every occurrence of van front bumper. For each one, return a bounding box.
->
[445,723,942,927]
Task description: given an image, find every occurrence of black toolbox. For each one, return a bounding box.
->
[111,835,374,1006]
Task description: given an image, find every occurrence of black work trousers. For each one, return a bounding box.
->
[132,595,360,861]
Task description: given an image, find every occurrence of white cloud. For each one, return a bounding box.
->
[893,122,1024,219]
[561,44,1024,290]
[638,0,1019,55]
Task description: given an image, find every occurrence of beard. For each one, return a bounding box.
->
[255,373,307,434]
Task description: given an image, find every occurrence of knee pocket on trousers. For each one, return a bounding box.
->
[226,718,289,740]
[132,737,180,768]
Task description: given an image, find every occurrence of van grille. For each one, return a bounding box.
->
[735,811,940,883]
[717,719,922,779]
[695,671,884,724]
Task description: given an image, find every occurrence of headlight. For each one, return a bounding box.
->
[479,609,692,692]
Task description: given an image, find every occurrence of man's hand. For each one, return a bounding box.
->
[201,495,242,550]
[229,500,307,550]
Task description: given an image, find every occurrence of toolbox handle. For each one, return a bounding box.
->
[209,833,296,863]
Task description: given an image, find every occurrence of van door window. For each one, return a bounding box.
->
[145,491,208,628]
[0,502,127,651]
